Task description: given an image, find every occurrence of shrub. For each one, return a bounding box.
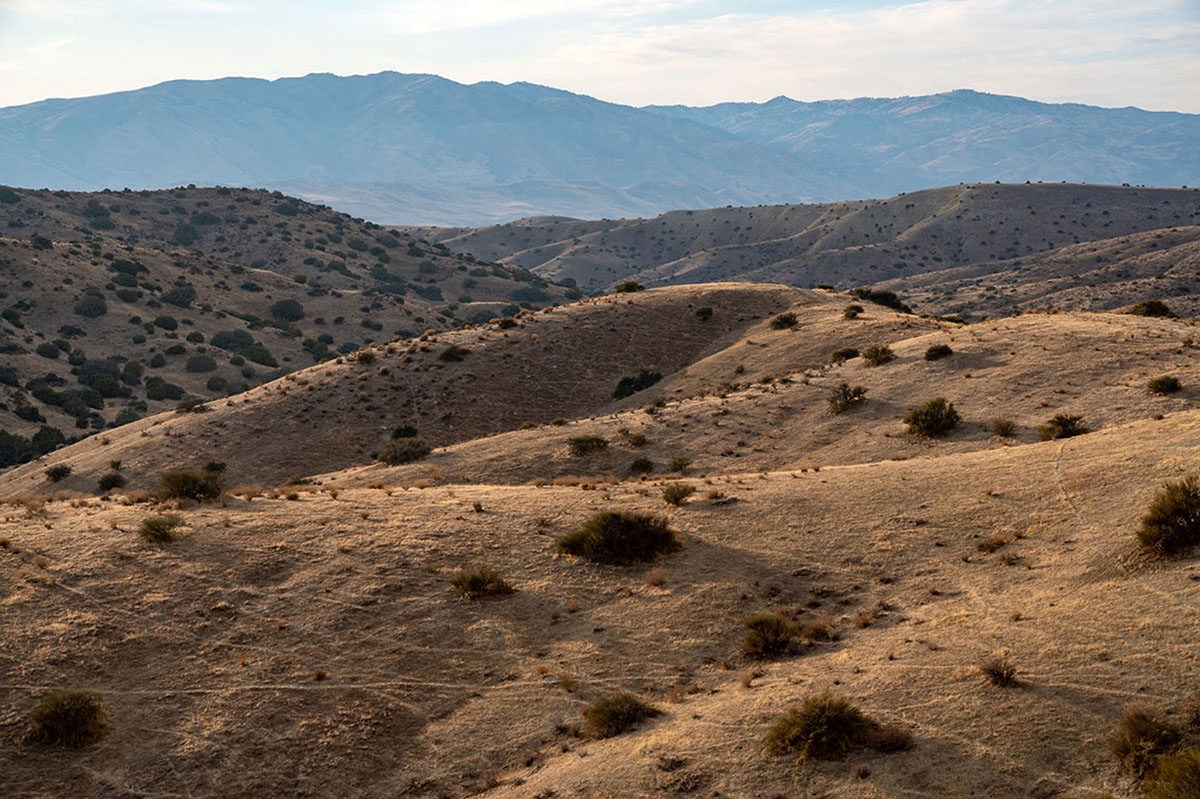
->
[742,614,796,659]
[269,299,305,322]
[185,355,217,373]
[391,424,418,439]
[764,693,877,760]
[582,693,660,738]
[556,511,679,565]
[45,464,72,482]
[829,347,859,364]
[73,294,107,318]
[439,344,469,362]
[862,345,895,366]
[612,280,644,293]
[139,513,184,543]
[695,306,713,321]
[667,456,692,473]
[924,344,953,361]
[377,438,432,465]
[568,436,608,456]
[990,418,1016,438]
[1138,475,1200,556]
[662,483,695,506]
[828,383,867,414]
[1147,748,1200,798]
[1129,299,1175,318]
[26,690,111,747]
[1149,376,1182,396]
[1037,414,1088,441]
[450,566,515,599]
[629,457,654,474]
[770,312,798,330]
[905,398,960,437]
[850,288,912,313]
[97,471,126,492]
[980,655,1017,687]
[158,468,224,502]
[613,370,662,399]
[1109,705,1181,779]
[842,304,863,319]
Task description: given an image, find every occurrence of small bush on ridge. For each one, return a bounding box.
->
[662,483,695,506]
[451,566,515,599]
[1138,475,1200,556]
[905,398,960,437]
[582,693,660,738]
[557,511,679,565]
[26,690,111,747]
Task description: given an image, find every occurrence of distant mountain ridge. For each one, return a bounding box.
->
[0,72,1197,224]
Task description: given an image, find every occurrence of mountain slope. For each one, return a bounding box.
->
[0,186,572,456]
[408,183,1200,312]
[1,74,1197,224]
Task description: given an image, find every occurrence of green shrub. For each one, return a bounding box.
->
[828,383,867,414]
[829,347,859,364]
[439,344,469,362]
[1129,299,1175,318]
[158,467,224,501]
[73,294,107,318]
[391,424,418,439]
[186,355,217,373]
[1037,414,1088,441]
[26,690,111,747]
[556,511,679,565]
[764,692,877,760]
[861,345,895,366]
[45,464,72,482]
[1147,748,1200,798]
[269,299,305,322]
[613,370,662,399]
[905,398,961,437]
[612,280,644,293]
[629,457,654,474]
[377,438,432,465]
[695,306,713,321]
[97,471,126,492]
[742,614,796,659]
[582,693,660,738]
[842,304,863,319]
[662,483,695,506]
[1149,376,1182,396]
[1137,475,1200,556]
[568,436,608,456]
[139,513,184,543]
[450,566,515,599]
[850,288,912,313]
[1109,705,1180,780]
[770,312,798,330]
[924,344,953,361]
[990,418,1016,438]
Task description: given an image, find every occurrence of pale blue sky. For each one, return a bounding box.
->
[0,0,1197,111]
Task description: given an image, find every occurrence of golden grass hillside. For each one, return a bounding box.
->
[3,401,1200,797]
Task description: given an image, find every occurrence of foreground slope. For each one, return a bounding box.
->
[3,405,1199,797]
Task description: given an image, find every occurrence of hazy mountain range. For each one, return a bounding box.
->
[1,72,1197,225]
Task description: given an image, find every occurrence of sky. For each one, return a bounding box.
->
[0,0,1197,111]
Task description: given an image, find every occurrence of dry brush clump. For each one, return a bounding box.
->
[662,483,695,506]
[742,614,797,659]
[862,345,895,366]
[567,436,608,456]
[1109,704,1181,780]
[582,693,661,738]
[1038,414,1088,441]
[1148,375,1182,396]
[556,511,679,565]
[158,464,225,502]
[980,654,1018,687]
[25,690,111,747]
[139,513,184,543]
[450,566,515,599]
[828,383,867,414]
[924,344,953,361]
[765,693,903,761]
[377,438,433,465]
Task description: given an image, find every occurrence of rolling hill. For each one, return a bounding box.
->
[1,73,1197,224]
[3,283,1200,798]
[408,182,1200,315]
[0,185,573,462]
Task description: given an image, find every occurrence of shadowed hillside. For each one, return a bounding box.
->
[408,183,1200,314]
